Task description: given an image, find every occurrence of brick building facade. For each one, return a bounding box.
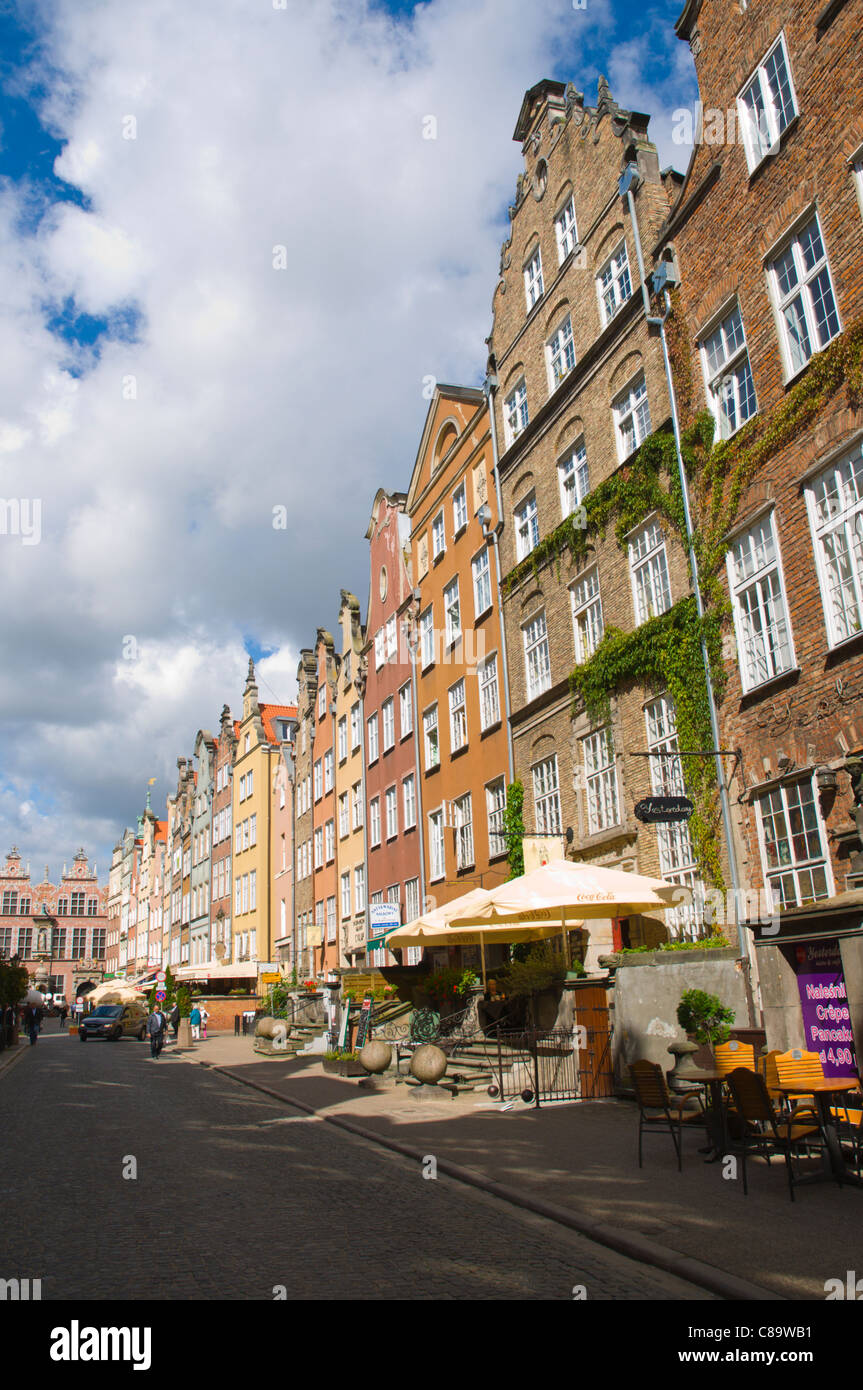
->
[0,846,108,1002]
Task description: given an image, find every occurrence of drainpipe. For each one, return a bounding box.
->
[620,163,753,1015]
[358,678,371,960]
[482,377,515,785]
[407,608,428,913]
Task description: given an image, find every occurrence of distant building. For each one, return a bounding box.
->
[0,846,107,1003]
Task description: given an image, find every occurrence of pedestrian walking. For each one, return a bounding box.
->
[200,1005,209,1040]
[169,1002,180,1041]
[147,1005,167,1059]
[58,1005,68,1030]
[24,1004,41,1046]
[190,1005,201,1041]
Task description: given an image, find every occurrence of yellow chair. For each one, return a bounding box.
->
[714,1040,756,1076]
[775,1048,824,1123]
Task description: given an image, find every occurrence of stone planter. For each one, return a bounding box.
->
[322,1057,366,1077]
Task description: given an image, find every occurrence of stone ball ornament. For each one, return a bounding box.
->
[359,1041,392,1075]
[254,1016,279,1039]
[410,1044,447,1084]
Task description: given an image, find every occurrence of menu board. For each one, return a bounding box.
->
[354,995,374,1050]
[794,939,858,1079]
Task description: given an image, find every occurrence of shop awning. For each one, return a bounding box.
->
[174,961,259,980]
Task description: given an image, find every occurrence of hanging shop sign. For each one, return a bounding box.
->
[634,796,695,824]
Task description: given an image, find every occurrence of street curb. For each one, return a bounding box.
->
[0,1044,30,1079]
[209,1063,780,1303]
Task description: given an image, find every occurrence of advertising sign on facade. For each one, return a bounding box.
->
[523,836,565,873]
[368,903,400,947]
[794,939,858,1079]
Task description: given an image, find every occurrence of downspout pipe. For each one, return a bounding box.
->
[407,612,428,914]
[620,164,750,994]
[482,376,515,785]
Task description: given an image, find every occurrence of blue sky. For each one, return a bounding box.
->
[0,0,697,876]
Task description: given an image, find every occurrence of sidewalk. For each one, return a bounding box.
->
[179,1033,855,1300]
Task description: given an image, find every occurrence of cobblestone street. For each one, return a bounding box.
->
[1,1036,712,1301]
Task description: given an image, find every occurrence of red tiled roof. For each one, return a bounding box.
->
[260,703,298,744]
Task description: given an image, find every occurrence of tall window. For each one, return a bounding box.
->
[314,828,323,869]
[403,774,416,830]
[367,712,379,764]
[597,241,632,324]
[699,303,757,439]
[71,928,86,958]
[419,605,435,668]
[479,655,500,730]
[532,756,562,835]
[341,872,351,920]
[318,685,326,717]
[324,750,333,792]
[449,679,467,751]
[769,215,840,375]
[486,778,506,857]
[629,519,672,624]
[738,33,798,172]
[614,374,651,459]
[472,547,492,617]
[432,511,446,559]
[326,896,336,944]
[338,715,347,761]
[806,446,863,646]
[524,247,544,309]
[385,785,398,839]
[405,877,421,933]
[727,513,794,689]
[354,865,365,914]
[546,315,576,390]
[382,697,395,752]
[555,196,577,262]
[571,568,604,662]
[515,492,539,560]
[369,797,381,848]
[325,820,335,862]
[71,892,86,916]
[399,682,413,738]
[350,703,361,750]
[352,782,363,830]
[313,759,322,800]
[645,696,702,939]
[454,793,474,870]
[504,379,528,447]
[385,615,398,662]
[583,729,619,833]
[444,578,461,646]
[756,778,830,909]
[559,441,589,517]
[523,613,551,701]
[453,484,467,534]
[423,705,440,770]
[374,629,386,669]
[429,810,445,881]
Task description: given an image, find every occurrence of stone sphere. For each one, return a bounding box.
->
[254,1015,278,1039]
[410,1044,447,1084]
[359,1041,392,1075]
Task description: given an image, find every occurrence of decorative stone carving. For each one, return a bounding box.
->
[410,1043,447,1084]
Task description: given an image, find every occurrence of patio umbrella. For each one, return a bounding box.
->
[447,859,691,928]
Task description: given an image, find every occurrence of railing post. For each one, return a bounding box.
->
[533,1031,541,1109]
[496,1024,505,1101]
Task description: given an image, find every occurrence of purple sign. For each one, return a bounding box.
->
[794,940,858,1079]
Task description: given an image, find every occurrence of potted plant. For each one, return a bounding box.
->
[322,1048,365,1077]
[676,988,735,1058]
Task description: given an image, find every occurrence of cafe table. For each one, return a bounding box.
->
[780,1079,863,1188]
[681,1068,729,1163]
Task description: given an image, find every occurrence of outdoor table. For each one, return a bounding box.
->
[780,1079,863,1189]
[683,1068,728,1163]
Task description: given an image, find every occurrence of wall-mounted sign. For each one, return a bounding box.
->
[368,903,401,947]
[523,836,566,872]
[355,995,374,1050]
[795,939,858,1080]
[634,796,694,824]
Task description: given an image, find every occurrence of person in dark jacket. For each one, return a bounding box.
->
[147,1007,167,1058]
[58,1004,69,1030]
[169,1002,180,1041]
[24,1004,42,1046]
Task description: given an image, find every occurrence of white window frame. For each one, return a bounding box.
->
[385,785,398,840]
[453,484,468,535]
[515,492,539,560]
[532,756,562,835]
[399,682,413,738]
[444,577,461,646]
[428,809,445,882]
[352,781,363,831]
[583,728,620,834]
[337,715,347,762]
[403,774,417,830]
[523,612,551,702]
[597,240,632,325]
[354,864,365,914]
[432,510,446,559]
[558,440,589,518]
[419,605,435,668]
[382,696,395,752]
[613,373,651,460]
[727,511,795,690]
[546,314,576,392]
[338,791,349,839]
[768,213,841,380]
[571,567,604,663]
[341,871,351,920]
[454,793,474,871]
[738,32,798,173]
[350,703,361,750]
[472,546,492,618]
[423,704,440,771]
[504,379,528,448]
[805,444,863,648]
[449,678,467,752]
[367,712,379,764]
[524,246,544,310]
[369,797,381,848]
[629,518,672,625]
[755,776,832,911]
[486,778,506,858]
[478,653,500,731]
[555,195,577,263]
[699,301,758,440]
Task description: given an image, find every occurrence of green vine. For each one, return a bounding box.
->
[503,779,525,880]
[500,315,863,900]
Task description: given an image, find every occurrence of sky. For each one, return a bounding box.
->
[0,0,697,879]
